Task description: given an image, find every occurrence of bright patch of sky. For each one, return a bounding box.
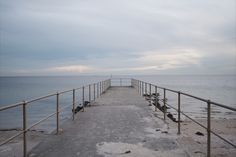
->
[0,0,235,75]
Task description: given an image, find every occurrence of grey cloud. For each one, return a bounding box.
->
[0,0,235,75]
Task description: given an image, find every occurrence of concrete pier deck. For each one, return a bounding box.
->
[28,87,191,157]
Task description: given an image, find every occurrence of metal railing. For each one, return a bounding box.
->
[1,77,235,157]
[0,79,111,157]
[131,78,236,157]
[110,78,131,86]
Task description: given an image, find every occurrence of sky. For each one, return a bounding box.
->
[0,0,235,76]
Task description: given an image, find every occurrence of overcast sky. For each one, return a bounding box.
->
[0,0,235,76]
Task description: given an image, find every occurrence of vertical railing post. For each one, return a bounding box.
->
[22,101,27,157]
[178,91,181,135]
[73,89,75,121]
[149,84,151,96]
[97,83,99,98]
[163,88,166,121]
[104,80,106,91]
[56,93,59,134]
[94,83,96,100]
[100,82,101,95]
[139,81,140,95]
[142,82,144,96]
[155,86,157,111]
[138,80,139,93]
[145,83,147,94]
[89,84,91,103]
[207,100,211,157]
[105,80,107,91]
[140,81,142,95]
[149,84,152,105]
[104,81,105,91]
[82,86,85,112]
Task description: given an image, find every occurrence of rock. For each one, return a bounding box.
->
[152,102,161,108]
[72,105,83,114]
[195,131,204,136]
[156,129,160,131]
[160,106,166,112]
[124,150,131,154]
[161,131,168,134]
[167,113,177,122]
[152,93,160,96]
[84,101,90,107]
[143,94,150,97]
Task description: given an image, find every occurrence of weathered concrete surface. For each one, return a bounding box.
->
[29,87,190,157]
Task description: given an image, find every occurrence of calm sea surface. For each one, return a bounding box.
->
[0,75,235,132]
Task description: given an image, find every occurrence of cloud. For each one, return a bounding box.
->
[47,65,93,73]
[100,66,158,73]
[0,0,235,75]
[137,48,203,70]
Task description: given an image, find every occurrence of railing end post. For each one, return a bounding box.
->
[207,100,211,157]
[22,100,27,157]
[177,91,181,135]
[72,89,75,121]
[163,88,166,121]
[56,92,59,135]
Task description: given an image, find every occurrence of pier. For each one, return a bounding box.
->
[0,78,236,157]
[30,86,184,157]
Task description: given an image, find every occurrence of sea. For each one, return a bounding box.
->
[0,75,235,132]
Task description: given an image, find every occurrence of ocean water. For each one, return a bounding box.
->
[0,75,235,132]
[135,75,236,120]
[0,76,109,131]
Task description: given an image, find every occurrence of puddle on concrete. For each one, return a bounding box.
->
[96,142,188,157]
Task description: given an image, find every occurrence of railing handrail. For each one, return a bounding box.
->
[0,102,24,111]
[1,78,235,157]
[110,77,132,79]
[0,79,111,112]
[132,78,236,111]
[0,78,112,157]
[131,78,236,157]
